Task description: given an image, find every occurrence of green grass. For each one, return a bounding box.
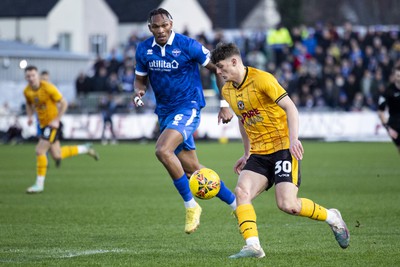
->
[0,141,399,266]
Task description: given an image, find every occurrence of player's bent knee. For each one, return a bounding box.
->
[277,201,301,215]
[36,148,47,155]
[155,150,165,163]
[234,186,251,202]
[155,146,174,163]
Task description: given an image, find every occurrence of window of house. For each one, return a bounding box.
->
[58,33,71,51]
[89,34,107,56]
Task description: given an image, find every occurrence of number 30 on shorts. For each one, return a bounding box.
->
[275,160,292,174]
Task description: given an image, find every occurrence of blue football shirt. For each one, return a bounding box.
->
[135,31,210,115]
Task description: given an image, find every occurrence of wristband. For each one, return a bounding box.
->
[383,123,389,130]
[220,100,230,108]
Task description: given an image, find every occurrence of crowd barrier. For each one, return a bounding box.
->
[0,111,390,142]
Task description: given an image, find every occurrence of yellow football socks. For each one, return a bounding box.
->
[299,198,327,221]
[37,154,47,177]
[61,146,79,159]
[237,204,259,240]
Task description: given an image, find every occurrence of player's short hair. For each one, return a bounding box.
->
[210,43,241,64]
[147,8,173,24]
[24,65,38,72]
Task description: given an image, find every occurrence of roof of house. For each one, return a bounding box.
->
[0,0,58,17]
[0,0,262,29]
[104,0,262,29]
[0,40,89,59]
[104,0,163,23]
[198,0,262,29]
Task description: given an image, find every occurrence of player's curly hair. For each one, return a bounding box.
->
[210,43,241,64]
[147,8,173,24]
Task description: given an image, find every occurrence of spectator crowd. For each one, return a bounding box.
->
[76,21,400,112]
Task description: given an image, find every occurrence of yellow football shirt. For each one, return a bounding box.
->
[23,81,63,128]
[222,67,290,155]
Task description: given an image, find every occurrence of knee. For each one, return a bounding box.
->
[277,199,301,215]
[52,155,61,161]
[35,147,45,156]
[234,186,250,202]
[155,144,171,162]
[49,150,61,160]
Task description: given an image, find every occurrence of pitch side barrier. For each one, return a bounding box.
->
[0,111,390,142]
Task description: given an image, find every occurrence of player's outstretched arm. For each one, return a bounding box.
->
[278,96,304,161]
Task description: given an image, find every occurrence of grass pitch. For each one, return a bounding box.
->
[0,141,399,266]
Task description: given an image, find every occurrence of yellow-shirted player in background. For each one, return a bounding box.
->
[23,65,99,194]
[211,43,350,259]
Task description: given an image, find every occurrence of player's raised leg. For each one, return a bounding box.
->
[61,143,99,161]
[275,182,350,249]
[50,142,99,167]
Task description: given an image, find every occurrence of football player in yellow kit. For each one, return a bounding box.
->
[211,43,350,259]
[23,65,99,193]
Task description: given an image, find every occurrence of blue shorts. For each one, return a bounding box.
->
[158,108,200,155]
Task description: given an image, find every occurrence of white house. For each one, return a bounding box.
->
[0,0,118,55]
[0,0,277,55]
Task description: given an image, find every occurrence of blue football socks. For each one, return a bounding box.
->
[173,174,193,202]
[216,180,236,207]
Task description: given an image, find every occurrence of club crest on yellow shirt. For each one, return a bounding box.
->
[237,100,244,110]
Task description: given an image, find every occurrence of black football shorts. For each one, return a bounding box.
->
[242,149,301,191]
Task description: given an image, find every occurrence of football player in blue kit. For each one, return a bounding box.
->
[133,8,236,234]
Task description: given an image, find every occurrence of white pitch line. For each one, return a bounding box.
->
[58,249,126,258]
